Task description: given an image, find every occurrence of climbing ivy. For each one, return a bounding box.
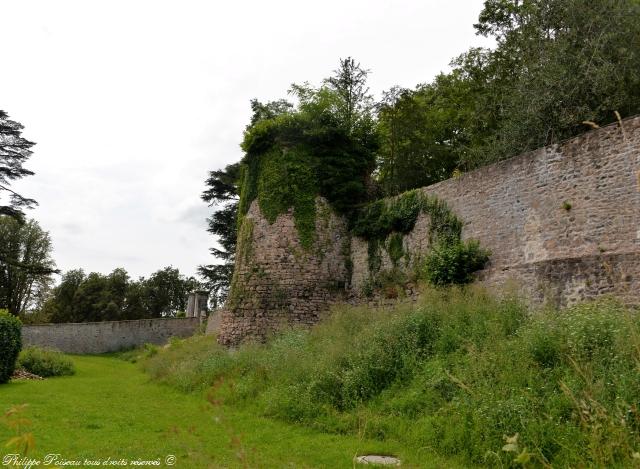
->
[386,232,404,266]
[351,189,462,244]
[237,98,376,250]
[352,189,488,286]
[256,147,318,249]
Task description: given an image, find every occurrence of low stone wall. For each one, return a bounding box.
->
[22,317,201,354]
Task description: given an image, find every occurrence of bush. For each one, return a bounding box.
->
[0,310,22,384]
[17,347,75,377]
[423,239,490,285]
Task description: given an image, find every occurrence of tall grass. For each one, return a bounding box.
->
[143,286,640,467]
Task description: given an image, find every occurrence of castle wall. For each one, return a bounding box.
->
[352,116,640,306]
[22,317,201,354]
[215,198,350,345]
[214,117,640,345]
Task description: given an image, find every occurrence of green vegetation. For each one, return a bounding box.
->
[145,288,640,467]
[423,240,490,286]
[38,266,200,323]
[247,143,318,249]
[17,347,75,377]
[0,309,21,384]
[0,216,57,317]
[351,190,488,288]
[376,0,640,195]
[0,355,457,468]
[351,190,462,243]
[236,60,378,250]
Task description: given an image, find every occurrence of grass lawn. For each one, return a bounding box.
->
[0,355,461,468]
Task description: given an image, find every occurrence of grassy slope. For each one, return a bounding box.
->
[0,355,459,468]
[142,287,640,468]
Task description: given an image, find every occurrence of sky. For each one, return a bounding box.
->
[0,0,492,280]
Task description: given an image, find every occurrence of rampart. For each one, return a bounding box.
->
[352,116,640,306]
[214,116,640,345]
[22,317,201,354]
[214,198,350,345]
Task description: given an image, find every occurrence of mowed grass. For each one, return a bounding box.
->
[0,355,459,468]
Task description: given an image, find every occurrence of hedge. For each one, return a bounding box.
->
[0,309,22,384]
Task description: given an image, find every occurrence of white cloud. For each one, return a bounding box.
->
[0,0,492,278]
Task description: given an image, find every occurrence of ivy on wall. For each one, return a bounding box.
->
[237,106,376,250]
[351,189,489,288]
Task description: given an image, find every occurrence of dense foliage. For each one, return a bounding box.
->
[0,216,57,316]
[145,289,640,467]
[237,58,378,247]
[423,240,491,285]
[351,190,462,242]
[39,266,199,323]
[17,346,75,377]
[0,309,21,384]
[376,0,640,194]
[351,190,488,287]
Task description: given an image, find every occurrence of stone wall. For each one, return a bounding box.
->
[215,197,350,345]
[22,317,201,354]
[352,116,640,307]
[213,116,640,345]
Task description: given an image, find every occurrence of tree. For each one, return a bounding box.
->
[376,80,467,195]
[0,216,56,316]
[469,0,640,164]
[199,162,241,308]
[43,266,199,323]
[0,111,36,222]
[287,59,379,213]
[323,57,374,135]
[375,0,640,186]
[42,269,85,323]
[142,266,199,317]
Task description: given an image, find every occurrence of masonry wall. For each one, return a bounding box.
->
[215,198,350,345]
[22,317,201,354]
[352,116,640,307]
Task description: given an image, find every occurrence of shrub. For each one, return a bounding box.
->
[0,310,22,384]
[17,347,75,377]
[422,239,490,285]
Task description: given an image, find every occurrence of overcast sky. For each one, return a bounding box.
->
[1,0,492,280]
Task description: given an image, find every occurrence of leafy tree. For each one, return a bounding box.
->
[0,217,56,316]
[142,266,199,317]
[0,111,36,221]
[42,269,85,323]
[376,0,640,189]
[323,57,374,135]
[376,77,473,195]
[43,266,199,323]
[469,0,640,164]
